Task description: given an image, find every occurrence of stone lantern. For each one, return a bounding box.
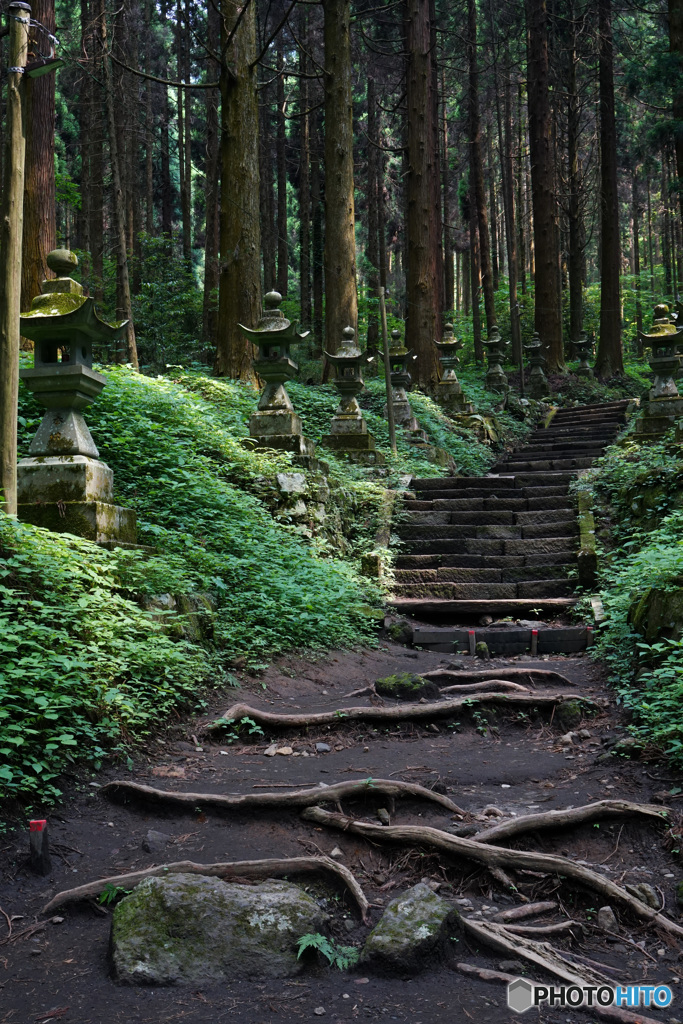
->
[17,249,136,545]
[322,326,384,465]
[434,323,474,415]
[635,304,683,441]
[573,331,594,378]
[383,328,423,438]
[524,331,551,398]
[483,326,508,392]
[238,290,315,458]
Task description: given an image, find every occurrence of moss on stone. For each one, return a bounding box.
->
[555,700,583,731]
[375,673,439,700]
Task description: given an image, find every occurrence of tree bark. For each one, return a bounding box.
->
[442,69,454,312]
[487,133,499,292]
[144,0,154,234]
[366,76,380,356]
[299,11,311,332]
[467,0,495,334]
[311,116,324,356]
[323,0,358,355]
[214,0,261,380]
[525,0,563,369]
[594,0,623,377]
[77,0,91,255]
[100,0,138,367]
[405,0,442,384]
[276,44,288,296]
[470,192,483,362]
[669,0,683,225]
[632,166,643,349]
[21,0,56,311]
[567,6,583,345]
[176,0,191,261]
[259,78,276,290]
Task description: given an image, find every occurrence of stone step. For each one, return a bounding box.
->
[401,536,575,556]
[395,550,576,569]
[389,597,578,616]
[413,475,516,492]
[411,624,589,655]
[392,579,572,600]
[491,457,594,473]
[503,446,606,461]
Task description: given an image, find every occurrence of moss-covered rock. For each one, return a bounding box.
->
[359,883,459,974]
[554,700,583,731]
[375,673,440,701]
[111,874,328,984]
[628,584,683,642]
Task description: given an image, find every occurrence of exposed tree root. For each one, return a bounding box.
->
[455,963,663,1024]
[208,692,597,732]
[474,799,669,845]
[503,920,583,937]
[425,668,573,686]
[101,778,467,817]
[302,807,683,941]
[439,680,531,694]
[41,856,370,921]
[494,900,557,922]
[462,916,608,985]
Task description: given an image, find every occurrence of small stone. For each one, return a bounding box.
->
[342,994,350,999]
[51,916,64,924]
[482,805,504,817]
[343,918,355,933]
[142,829,172,854]
[359,882,460,974]
[596,906,619,933]
[264,744,277,757]
[321,690,328,695]
[578,729,591,739]
[426,724,440,734]
[354,978,369,984]
[330,847,344,860]
[499,959,525,972]
[377,808,391,826]
[276,747,293,756]
[560,732,575,745]
[658,948,667,956]
[316,743,331,753]
[313,1007,326,1016]
[363,746,369,752]
[501,784,511,789]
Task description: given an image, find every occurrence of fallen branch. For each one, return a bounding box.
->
[41,856,370,922]
[454,963,663,1024]
[439,680,531,694]
[101,778,466,817]
[209,693,597,732]
[426,668,573,686]
[475,800,669,845]
[494,900,557,922]
[503,920,583,937]
[302,807,683,941]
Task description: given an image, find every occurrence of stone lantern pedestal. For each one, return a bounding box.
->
[383,329,428,444]
[635,305,683,441]
[573,332,594,377]
[434,324,474,415]
[484,327,508,393]
[525,332,551,398]
[17,249,137,545]
[239,291,318,460]
[322,327,385,465]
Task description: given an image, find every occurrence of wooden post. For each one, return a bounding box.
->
[379,286,397,456]
[0,2,30,515]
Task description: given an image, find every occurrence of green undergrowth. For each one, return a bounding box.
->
[578,432,683,766]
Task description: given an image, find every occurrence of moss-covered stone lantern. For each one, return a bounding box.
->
[321,326,384,465]
[634,303,683,441]
[434,323,474,415]
[483,326,508,392]
[238,290,315,458]
[525,331,551,398]
[573,331,594,378]
[17,249,136,545]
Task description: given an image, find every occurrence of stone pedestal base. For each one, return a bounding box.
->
[435,387,475,416]
[529,373,551,399]
[485,370,508,393]
[18,500,137,544]
[244,433,316,458]
[634,396,683,441]
[321,432,386,466]
[16,454,137,545]
[249,409,303,437]
[575,366,593,378]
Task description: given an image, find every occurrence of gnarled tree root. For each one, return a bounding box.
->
[474,799,669,845]
[208,692,597,732]
[425,668,573,686]
[455,963,662,1024]
[101,778,467,817]
[439,680,531,694]
[41,855,370,921]
[302,807,683,941]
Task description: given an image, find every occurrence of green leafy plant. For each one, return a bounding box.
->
[296,932,360,970]
[99,883,132,905]
[209,716,265,742]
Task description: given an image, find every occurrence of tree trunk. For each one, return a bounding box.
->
[276,44,288,296]
[525,0,563,369]
[669,0,683,225]
[176,0,191,261]
[144,0,154,234]
[462,247,470,315]
[442,69,454,312]
[78,0,91,255]
[21,0,56,311]
[202,0,220,344]
[322,0,358,355]
[488,133,499,292]
[299,11,311,332]
[499,42,521,370]
[662,151,672,298]
[100,0,138,368]
[405,0,442,384]
[567,7,583,345]
[470,195,483,363]
[517,82,526,296]
[594,0,623,377]
[468,0,495,333]
[259,78,276,290]
[632,166,643,350]
[311,120,324,356]
[214,0,261,380]
[366,77,380,356]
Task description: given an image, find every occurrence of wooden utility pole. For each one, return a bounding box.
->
[0,2,31,515]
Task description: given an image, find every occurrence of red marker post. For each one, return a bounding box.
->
[29,819,51,875]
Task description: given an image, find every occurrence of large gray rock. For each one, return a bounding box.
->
[111,874,328,984]
[359,883,459,974]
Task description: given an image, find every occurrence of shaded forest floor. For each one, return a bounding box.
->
[1,639,683,1023]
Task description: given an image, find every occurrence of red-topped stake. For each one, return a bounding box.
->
[29,819,51,875]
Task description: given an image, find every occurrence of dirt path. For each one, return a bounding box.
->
[1,641,682,1024]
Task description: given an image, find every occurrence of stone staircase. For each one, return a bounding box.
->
[390,400,630,626]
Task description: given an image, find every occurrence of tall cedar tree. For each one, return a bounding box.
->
[323,0,358,356]
[594,0,624,376]
[467,0,495,335]
[405,0,442,385]
[670,0,683,224]
[215,0,261,380]
[525,0,564,369]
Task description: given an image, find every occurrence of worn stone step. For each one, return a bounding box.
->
[521,521,578,539]
[492,457,594,472]
[522,438,613,451]
[514,508,575,525]
[427,497,529,512]
[525,549,576,565]
[503,447,606,461]
[512,471,579,487]
[413,476,516,492]
[392,580,572,600]
[396,550,578,569]
[389,597,578,615]
[517,579,572,597]
[526,496,574,511]
[501,563,573,582]
[404,538,505,555]
[504,536,574,554]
